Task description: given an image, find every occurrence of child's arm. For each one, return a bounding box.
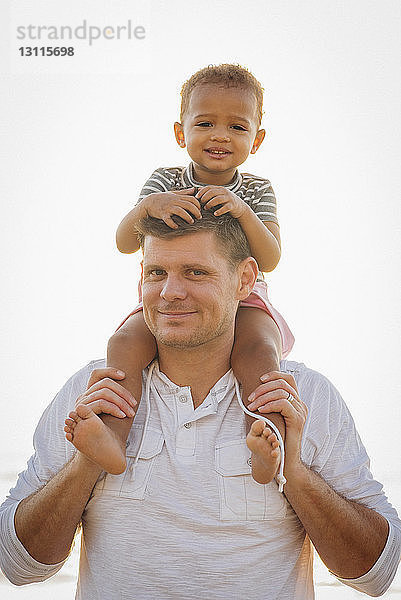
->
[116,189,201,253]
[238,207,281,272]
[196,186,280,272]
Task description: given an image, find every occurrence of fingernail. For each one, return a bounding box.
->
[248,402,256,410]
[118,410,126,417]
[116,370,125,377]
[248,392,255,402]
[260,374,270,382]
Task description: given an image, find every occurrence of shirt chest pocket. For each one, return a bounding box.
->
[92,425,164,500]
[215,439,287,521]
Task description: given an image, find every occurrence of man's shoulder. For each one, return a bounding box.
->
[281,359,344,411]
[52,359,106,405]
[66,358,106,382]
[281,359,315,381]
[281,359,333,385]
[86,358,107,370]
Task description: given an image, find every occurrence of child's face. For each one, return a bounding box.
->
[175,84,265,185]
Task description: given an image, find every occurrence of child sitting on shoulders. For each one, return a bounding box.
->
[64,63,295,486]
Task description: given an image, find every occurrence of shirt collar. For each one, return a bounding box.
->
[149,360,235,407]
[182,163,242,193]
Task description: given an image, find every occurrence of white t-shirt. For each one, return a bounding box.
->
[0,359,400,599]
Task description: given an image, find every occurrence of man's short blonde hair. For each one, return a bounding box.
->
[136,209,251,270]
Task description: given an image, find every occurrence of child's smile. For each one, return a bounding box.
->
[204,147,232,159]
[174,84,265,186]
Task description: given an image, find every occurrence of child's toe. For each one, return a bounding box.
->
[250,420,265,436]
[261,426,272,439]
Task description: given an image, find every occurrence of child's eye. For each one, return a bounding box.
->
[231,125,247,131]
[196,122,212,128]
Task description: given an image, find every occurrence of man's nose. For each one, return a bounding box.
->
[160,275,187,301]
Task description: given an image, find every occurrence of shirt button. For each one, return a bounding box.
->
[247,458,252,466]
[184,422,192,429]
[179,395,187,403]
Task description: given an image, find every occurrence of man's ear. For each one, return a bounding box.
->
[237,258,258,300]
[174,122,186,148]
[250,129,265,154]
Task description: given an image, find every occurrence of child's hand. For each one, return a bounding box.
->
[196,186,247,219]
[142,189,201,229]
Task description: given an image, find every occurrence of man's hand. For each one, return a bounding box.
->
[141,189,202,229]
[74,368,137,418]
[247,371,307,479]
[196,186,247,218]
[248,372,389,581]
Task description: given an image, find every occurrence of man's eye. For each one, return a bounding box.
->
[196,122,212,127]
[191,270,205,276]
[148,269,165,276]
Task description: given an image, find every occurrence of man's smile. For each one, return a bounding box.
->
[158,309,197,319]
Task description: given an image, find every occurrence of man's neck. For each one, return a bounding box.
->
[157,335,233,408]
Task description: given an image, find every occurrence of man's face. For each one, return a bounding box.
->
[141,231,242,349]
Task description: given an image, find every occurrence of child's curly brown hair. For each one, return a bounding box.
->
[180,63,264,127]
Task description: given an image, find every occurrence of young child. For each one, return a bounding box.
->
[64,64,295,485]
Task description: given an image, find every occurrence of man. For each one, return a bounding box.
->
[0,211,400,598]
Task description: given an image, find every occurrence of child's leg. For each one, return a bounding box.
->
[103,311,156,457]
[107,311,156,406]
[231,307,286,484]
[65,312,156,474]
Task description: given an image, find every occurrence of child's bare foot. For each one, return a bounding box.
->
[64,404,128,475]
[246,419,281,484]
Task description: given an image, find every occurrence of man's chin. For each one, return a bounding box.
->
[156,334,206,349]
[152,326,217,349]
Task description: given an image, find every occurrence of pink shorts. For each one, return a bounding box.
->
[117,280,294,358]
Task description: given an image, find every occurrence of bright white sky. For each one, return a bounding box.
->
[0,0,400,529]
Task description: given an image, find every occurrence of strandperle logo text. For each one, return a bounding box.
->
[16,20,146,46]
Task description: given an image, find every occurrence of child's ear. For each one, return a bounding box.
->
[250,129,266,154]
[174,122,186,148]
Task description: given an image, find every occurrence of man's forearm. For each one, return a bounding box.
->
[15,453,102,565]
[284,464,389,579]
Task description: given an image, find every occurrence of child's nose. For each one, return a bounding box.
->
[210,129,230,143]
